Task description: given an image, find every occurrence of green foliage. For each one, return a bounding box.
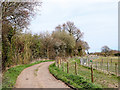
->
[52,30,76,56]
[2,27,89,71]
[2,60,54,88]
[30,34,42,59]
[52,30,75,49]
[49,63,102,89]
[2,1,41,71]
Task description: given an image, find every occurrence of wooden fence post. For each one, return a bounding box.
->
[102,59,103,64]
[111,58,112,65]
[107,61,109,72]
[67,62,69,73]
[58,58,61,68]
[110,59,112,71]
[99,61,101,70]
[75,62,77,75]
[101,59,103,71]
[115,63,117,76]
[91,65,94,83]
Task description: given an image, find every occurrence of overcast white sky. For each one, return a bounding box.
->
[29,0,118,52]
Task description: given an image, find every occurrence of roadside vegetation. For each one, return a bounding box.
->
[2,60,53,88]
[51,56,119,88]
[2,1,89,72]
[49,63,102,89]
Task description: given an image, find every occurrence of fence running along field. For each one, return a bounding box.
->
[55,56,119,88]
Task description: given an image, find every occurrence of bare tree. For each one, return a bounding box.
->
[101,45,111,56]
[65,21,76,35]
[55,21,89,56]
[55,21,84,42]
[74,29,84,42]
[2,1,41,30]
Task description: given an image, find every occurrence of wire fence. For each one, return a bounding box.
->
[55,56,119,87]
[79,57,118,76]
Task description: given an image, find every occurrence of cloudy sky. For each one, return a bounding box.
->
[29,0,118,52]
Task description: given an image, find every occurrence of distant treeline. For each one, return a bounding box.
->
[90,50,120,56]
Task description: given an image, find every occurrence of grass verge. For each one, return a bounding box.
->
[2,60,54,88]
[69,57,119,88]
[49,63,102,89]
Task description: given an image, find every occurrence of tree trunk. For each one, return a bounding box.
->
[47,48,49,59]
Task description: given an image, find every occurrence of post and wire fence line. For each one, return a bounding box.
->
[55,56,119,83]
[79,56,118,76]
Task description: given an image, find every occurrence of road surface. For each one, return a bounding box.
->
[15,61,69,88]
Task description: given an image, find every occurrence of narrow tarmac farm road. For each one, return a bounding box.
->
[15,61,69,88]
